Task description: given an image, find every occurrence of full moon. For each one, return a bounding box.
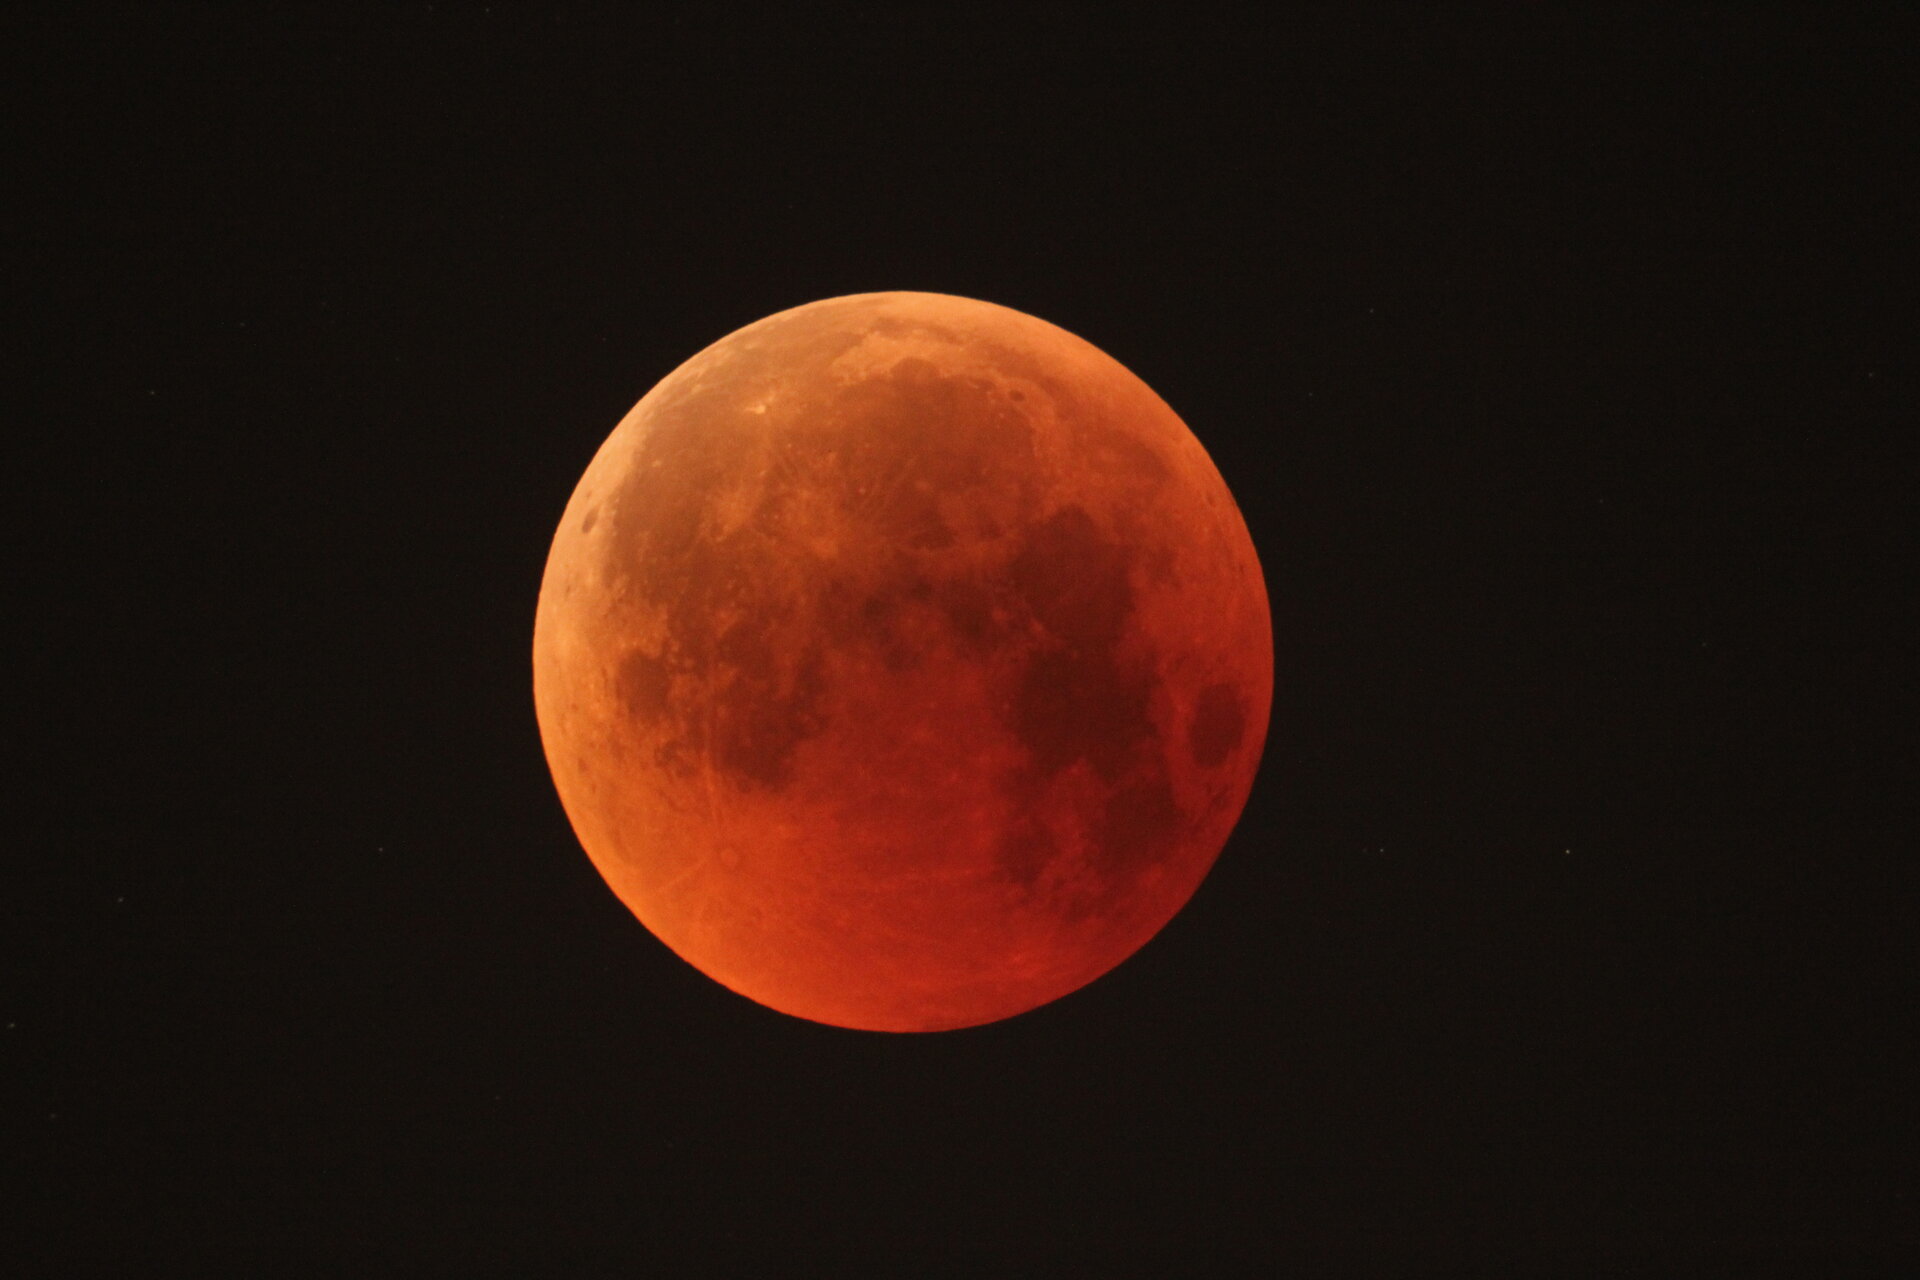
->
[533,292,1271,1031]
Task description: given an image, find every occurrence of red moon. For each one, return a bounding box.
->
[533,292,1271,1031]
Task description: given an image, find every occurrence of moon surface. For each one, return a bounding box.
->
[533,292,1271,1031]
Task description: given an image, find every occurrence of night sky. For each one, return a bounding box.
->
[14,7,1912,1271]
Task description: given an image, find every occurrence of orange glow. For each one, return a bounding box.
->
[533,292,1271,1030]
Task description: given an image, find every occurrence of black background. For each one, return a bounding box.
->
[11,6,1913,1271]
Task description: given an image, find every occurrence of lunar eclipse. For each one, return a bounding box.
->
[533,292,1271,1031]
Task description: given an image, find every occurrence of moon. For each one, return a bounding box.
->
[533,292,1271,1031]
